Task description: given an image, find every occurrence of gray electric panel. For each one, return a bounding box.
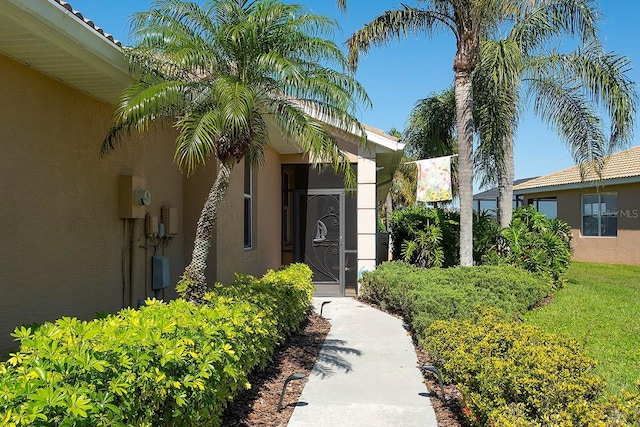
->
[152,256,170,289]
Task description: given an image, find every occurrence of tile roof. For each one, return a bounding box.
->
[53,0,122,47]
[514,145,640,191]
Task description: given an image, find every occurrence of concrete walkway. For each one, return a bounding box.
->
[287,297,438,427]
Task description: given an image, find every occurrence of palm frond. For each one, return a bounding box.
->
[104,0,366,180]
[347,6,454,71]
[531,43,637,151]
[403,87,456,160]
[509,0,600,53]
[527,77,606,169]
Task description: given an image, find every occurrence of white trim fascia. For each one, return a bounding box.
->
[3,0,130,90]
[514,175,640,195]
[365,129,405,152]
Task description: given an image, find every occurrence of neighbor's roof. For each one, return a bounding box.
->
[514,145,640,193]
[474,177,538,200]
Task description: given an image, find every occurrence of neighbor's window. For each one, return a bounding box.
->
[528,197,557,219]
[581,193,617,237]
[244,162,253,249]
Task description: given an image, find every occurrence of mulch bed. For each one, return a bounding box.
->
[222,306,468,426]
[221,310,331,426]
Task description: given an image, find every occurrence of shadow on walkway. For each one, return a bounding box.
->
[312,338,362,378]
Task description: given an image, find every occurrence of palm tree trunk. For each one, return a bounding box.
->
[181,160,234,304]
[497,135,514,228]
[385,192,393,232]
[455,70,475,267]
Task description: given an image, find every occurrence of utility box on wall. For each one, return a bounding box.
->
[152,256,170,289]
[119,175,147,219]
[161,206,179,236]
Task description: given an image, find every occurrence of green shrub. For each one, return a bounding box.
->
[390,206,460,267]
[408,266,550,342]
[359,261,422,314]
[484,206,573,287]
[603,382,640,426]
[360,262,551,343]
[424,308,608,426]
[0,264,313,426]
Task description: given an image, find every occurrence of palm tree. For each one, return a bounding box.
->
[404,88,457,161]
[347,0,530,266]
[474,1,637,227]
[101,0,369,303]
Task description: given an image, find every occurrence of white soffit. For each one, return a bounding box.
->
[0,0,130,106]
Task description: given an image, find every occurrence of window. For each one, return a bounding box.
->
[528,197,557,219]
[581,193,617,237]
[244,162,252,249]
[282,172,291,245]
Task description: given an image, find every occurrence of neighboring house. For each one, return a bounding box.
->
[514,145,640,266]
[472,177,536,215]
[0,0,403,355]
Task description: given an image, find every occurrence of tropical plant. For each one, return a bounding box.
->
[404,88,456,161]
[483,205,573,286]
[389,206,460,268]
[473,0,637,227]
[401,88,459,206]
[346,0,532,266]
[100,0,369,302]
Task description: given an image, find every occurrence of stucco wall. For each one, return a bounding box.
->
[521,183,640,265]
[182,163,219,284]
[213,148,282,284]
[0,54,184,355]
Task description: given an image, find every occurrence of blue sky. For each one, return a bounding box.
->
[71,0,640,188]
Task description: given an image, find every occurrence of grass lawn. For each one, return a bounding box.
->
[525,261,640,396]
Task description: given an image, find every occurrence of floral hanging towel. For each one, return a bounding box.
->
[416,156,453,202]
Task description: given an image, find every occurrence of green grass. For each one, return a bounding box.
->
[525,261,640,396]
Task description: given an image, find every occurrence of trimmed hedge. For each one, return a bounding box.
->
[0,263,313,426]
[424,308,608,426]
[360,261,551,342]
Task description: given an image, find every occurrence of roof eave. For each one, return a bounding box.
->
[1,0,131,105]
[514,175,640,195]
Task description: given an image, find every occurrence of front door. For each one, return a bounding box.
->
[295,190,344,296]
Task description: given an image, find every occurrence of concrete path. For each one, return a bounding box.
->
[287,297,438,427]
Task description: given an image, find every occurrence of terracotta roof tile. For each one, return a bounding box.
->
[514,145,640,190]
[53,0,122,47]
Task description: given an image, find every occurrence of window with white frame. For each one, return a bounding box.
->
[244,162,253,249]
[581,193,617,237]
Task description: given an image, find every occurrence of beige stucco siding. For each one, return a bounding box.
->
[522,183,640,265]
[182,163,219,284]
[0,54,184,355]
[213,148,282,284]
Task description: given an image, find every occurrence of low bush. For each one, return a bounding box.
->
[358,261,421,314]
[0,264,313,426]
[424,308,608,426]
[408,266,550,342]
[359,262,551,342]
[604,383,640,426]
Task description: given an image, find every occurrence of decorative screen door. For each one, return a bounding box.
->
[294,190,345,296]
